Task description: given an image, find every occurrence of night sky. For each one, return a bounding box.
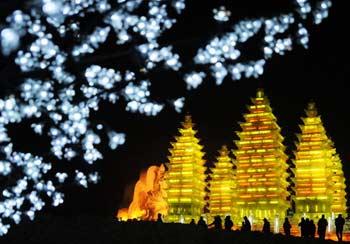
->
[0,0,349,218]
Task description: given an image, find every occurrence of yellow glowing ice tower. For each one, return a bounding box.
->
[233,89,290,222]
[208,145,236,219]
[165,115,207,223]
[330,152,347,215]
[294,102,346,218]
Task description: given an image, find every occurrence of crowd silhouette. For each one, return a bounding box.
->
[116,212,347,242]
[295,214,347,241]
[2,213,347,244]
[158,213,346,242]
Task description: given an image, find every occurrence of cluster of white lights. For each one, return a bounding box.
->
[85,65,122,90]
[184,72,206,89]
[124,80,164,116]
[173,97,185,113]
[15,34,59,72]
[138,43,181,71]
[213,6,231,22]
[0,0,332,236]
[0,10,30,56]
[42,0,111,27]
[72,27,111,57]
[106,1,180,44]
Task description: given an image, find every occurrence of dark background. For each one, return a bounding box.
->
[0,0,349,220]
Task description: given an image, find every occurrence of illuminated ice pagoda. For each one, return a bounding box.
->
[330,152,347,215]
[208,145,236,219]
[233,89,290,224]
[165,115,207,223]
[294,102,346,218]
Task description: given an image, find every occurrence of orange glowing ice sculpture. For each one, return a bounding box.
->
[165,115,207,223]
[117,164,168,221]
[208,145,236,219]
[233,89,290,222]
[294,102,346,218]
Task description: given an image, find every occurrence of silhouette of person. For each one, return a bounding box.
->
[209,216,222,230]
[241,221,246,231]
[197,216,207,229]
[243,216,251,232]
[305,218,310,237]
[283,217,291,236]
[156,213,163,223]
[317,215,328,240]
[310,220,316,238]
[190,219,195,225]
[224,216,233,231]
[298,217,306,237]
[335,214,345,241]
[262,218,271,234]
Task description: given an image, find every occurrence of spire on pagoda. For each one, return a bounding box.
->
[233,88,290,223]
[294,102,346,217]
[165,115,207,223]
[208,145,236,219]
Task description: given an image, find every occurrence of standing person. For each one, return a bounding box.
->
[197,216,207,229]
[317,215,328,240]
[243,216,251,232]
[156,213,163,223]
[262,218,271,234]
[241,221,246,231]
[224,216,233,231]
[298,218,306,237]
[209,215,222,230]
[283,217,292,236]
[190,219,196,225]
[310,220,316,238]
[335,214,345,241]
[305,218,311,237]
